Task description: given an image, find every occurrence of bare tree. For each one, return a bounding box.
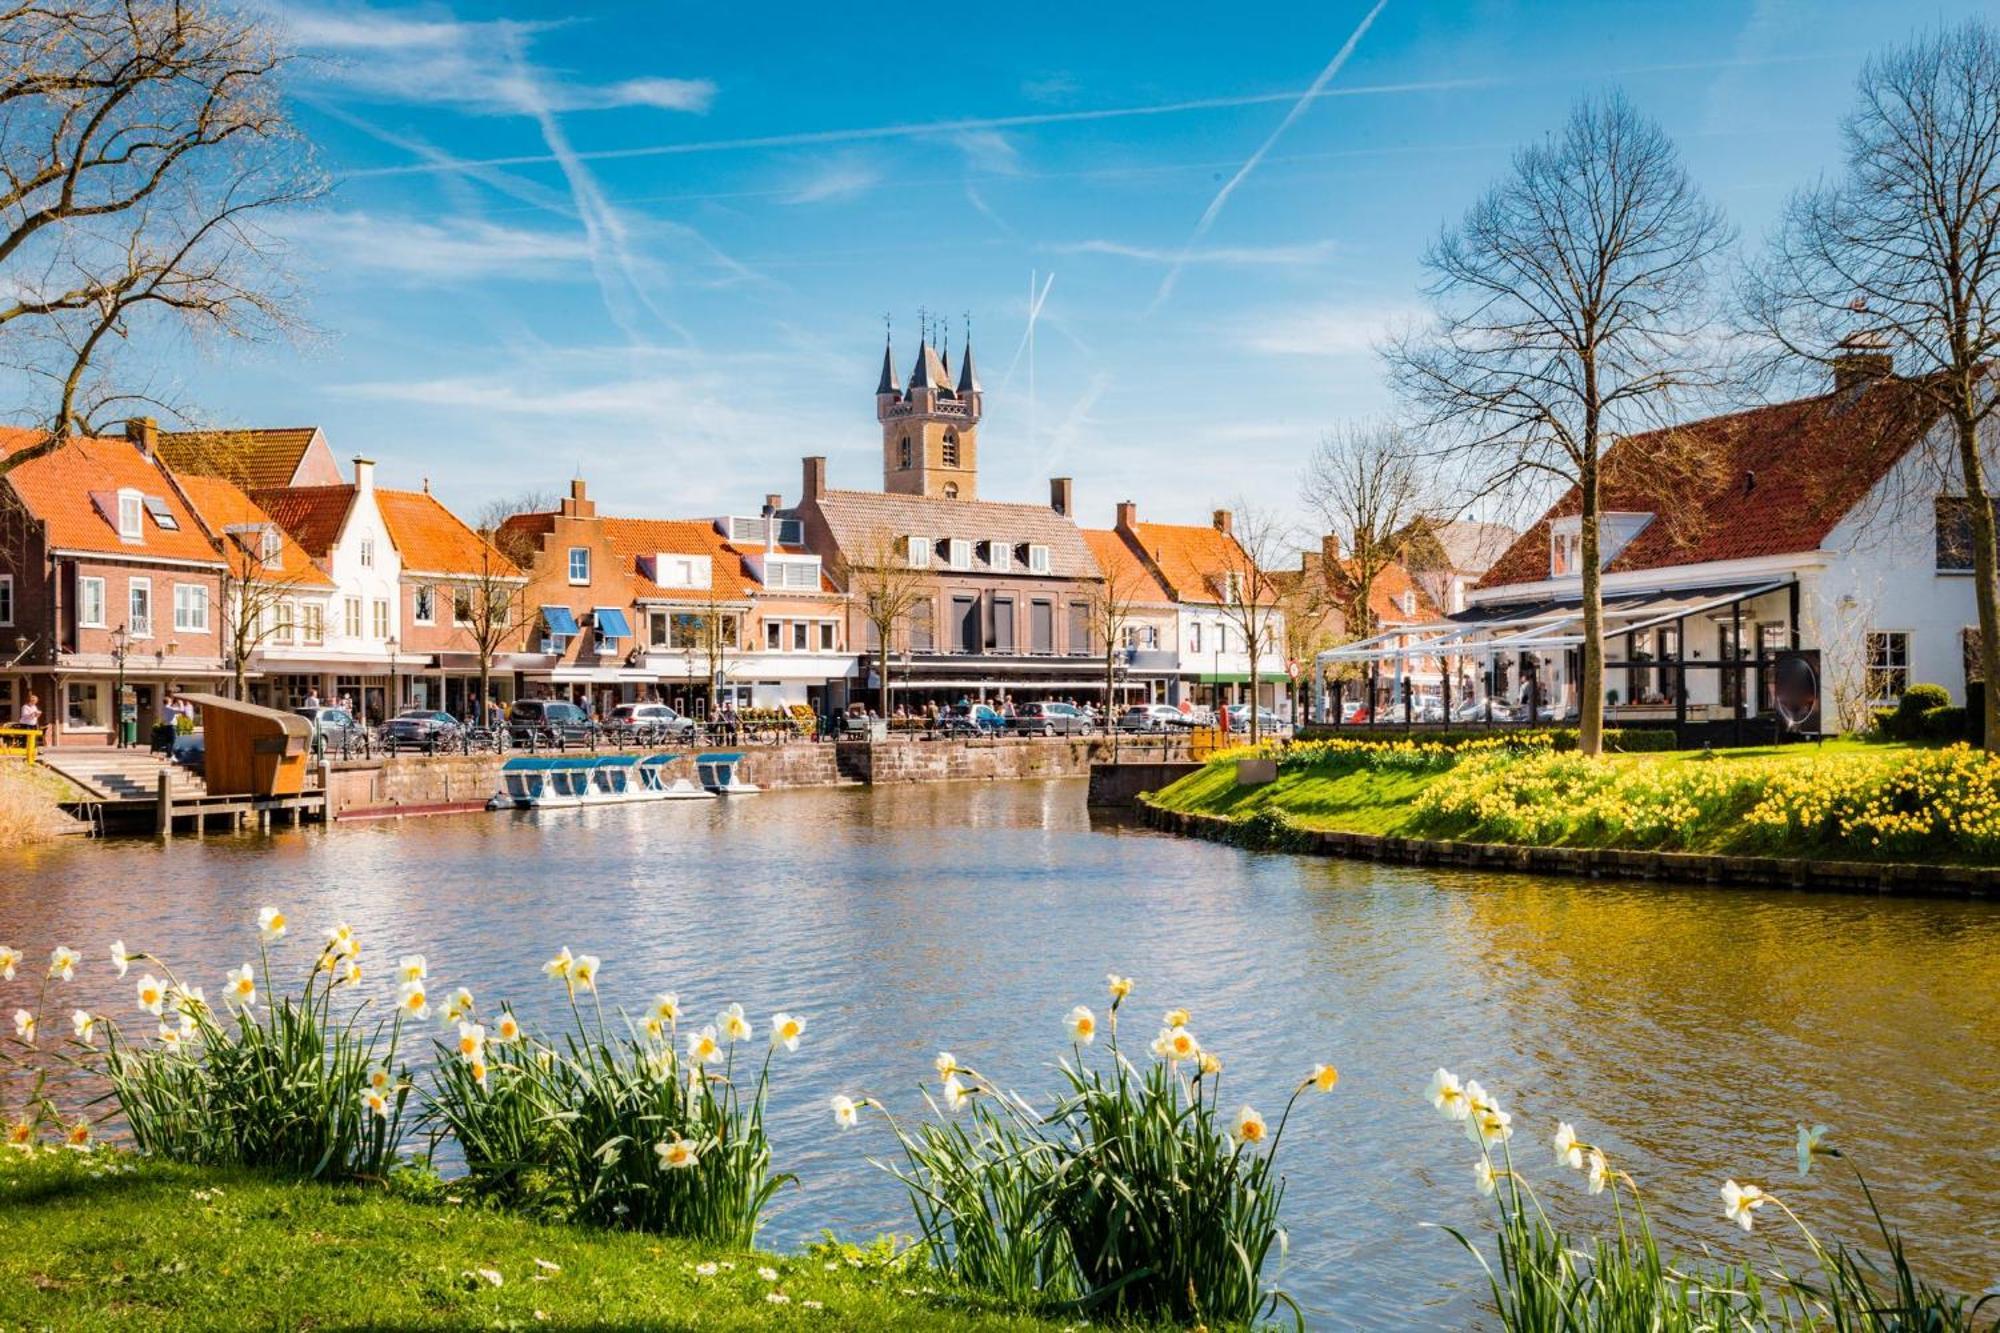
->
[475,490,560,536]
[458,531,529,727]
[1274,558,1344,719]
[1207,504,1289,744]
[1741,20,2000,748]
[842,526,931,716]
[1087,547,1144,716]
[1301,421,1430,641]
[0,1,314,466]
[1386,92,1730,755]
[668,581,741,718]
[215,521,317,699]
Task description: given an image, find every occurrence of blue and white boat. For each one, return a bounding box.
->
[695,751,759,795]
[496,756,587,808]
[637,754,713,800]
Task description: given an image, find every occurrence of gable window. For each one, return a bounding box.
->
[1865,631,1910,704]
[172,583,209,633]
[1551,530,1581,576]
[359,537,375,568]
[906,535,930,568]
[260,527,283,569]
[898,436,912,470]
[117,490,144,542]
[77,576,106,629]
[941,429,960,468]
[567,547,590,584]
[1027,544,1051,575]
[0,574,11,628]
[129,578,152,637]
[413,585,436,624]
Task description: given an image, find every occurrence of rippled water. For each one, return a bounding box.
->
[3,780,1997,1327]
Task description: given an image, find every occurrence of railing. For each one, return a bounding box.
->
[0,726,40,762]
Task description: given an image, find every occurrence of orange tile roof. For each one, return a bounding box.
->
[1081,529,1173,604]
[158,427,321,489]
[1478,376,1945,591]
[0,427,221,563]
[250,484,354,560]
[174,474,334,588]
[377,488,520,579]
[604,516,841,598]
[1126,520,1270,604]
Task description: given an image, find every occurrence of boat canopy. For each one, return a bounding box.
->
[696,752,744,764]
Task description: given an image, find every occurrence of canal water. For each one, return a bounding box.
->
[3,780,1996,1328]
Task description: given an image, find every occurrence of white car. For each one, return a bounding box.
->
[1116,704,1185,733]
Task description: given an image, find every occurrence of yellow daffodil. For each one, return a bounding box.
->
[1310,1063,1339,1093]
[934,1051,959,1079]
[1164,1007,1190,1028]
[0,945,18,981]
[109,940,129,978]
[225,963,257,1009]
[469,1056,488,1088]
[369,1067,393,1093]
[48,945,79,981]
[493,1012,521,1043]
[942,1074,971,1112]
[569,955,600,993]
[1233,1105,1267,1146]
[655,1137,699,1170]
[397,954,427,984]
[1106,973,1133,1005]
[686,1026,722,1065]
[1158,1025,1199,1062]
[443,987,475,1024]
[1198,1051,1223,1078]
[717,1003,751,1043]
[650,993,679,1025]
[1066,1005,1097,1045]
[6,1120,31,1147]
[338,958,363,988]
[361,1088,389,1119]
[456,1022,486,1063]
[136,974,166,1016]
[397,981,430,1020]
[831,1095,859,1128]
[1429,1069,1470,1121]
[1720,1180,1767,1232]
[70,1010,96,1046]
[644,1016,665,1041]
[1553,1121,1582,1170]
[1796,1123,1832,1178]
[64,1120,89,1149]
[13,1009,36,1043]
[770,1012,803,1052]
[1586,1149,1609,1195]
[543,946,573,980]
[258,908,287,943]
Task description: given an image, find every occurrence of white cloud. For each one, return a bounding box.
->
[1054,239,1337,266]
[281,211,592,280]
[782,159,882,206]
[952,129,1021,175]
[1237,303,1419,357]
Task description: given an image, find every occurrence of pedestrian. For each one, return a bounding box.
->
[18,691,41,736]
[304,686,321,708]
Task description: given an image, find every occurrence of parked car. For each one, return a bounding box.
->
[1007,701,1092,736]
[606,702,698,743]
[1117,704,1185,733]
[508,699,595,748]
[1224,704,1288,734]
[939,703,1006,736]
[1452,697,1514,723]
[293,705,365,755]
[384,708,458,752]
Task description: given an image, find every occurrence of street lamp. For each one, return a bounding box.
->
[387,635,399,719]
[897,647,911,717]
[109,623,130,748]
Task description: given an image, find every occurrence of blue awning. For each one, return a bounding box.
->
[541,605,579,635]
[593,606,633,638]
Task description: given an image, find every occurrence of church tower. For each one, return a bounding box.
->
[878,328,981,499]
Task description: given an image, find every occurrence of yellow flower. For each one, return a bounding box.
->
[770,1012,803,1052]
[397,982,430,1020]
[6,1120,31,1147]
[1309,1063,1339,1093]
[48,946,79,981]
[326,923,360,958]
[0,945,18,981]
[338,958,363,988]
[1198,1051,1223,1077]
[569,955,600,993]
[64,1120,90,1149]
[1156,1026,1199,1062]
[830,1095,860,1128]
[361,1088,389,1119]
[258,908,287,943]
[469,1056,489,1088]
[493,1012,521,1043]
[1164,1007,1191,1028]
[1066,1005,1097,1045]
[443,987,475,1024]
[456,1022,486,1063]
[1232,1105,1267,1146]
[1106,973,1133,1004]
[369,1066,393,1093]
[655,1137,699,1170]
[934,1051,959,1079]
[650,993,679,1025]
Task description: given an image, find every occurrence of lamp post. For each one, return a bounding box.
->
[109,623,130,748]
[897,647,911,719]
[387,636,399,720]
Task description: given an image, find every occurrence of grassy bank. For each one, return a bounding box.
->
[0,760,83,847]
[0,1150,1065,1330]
[1146,737,2000,863]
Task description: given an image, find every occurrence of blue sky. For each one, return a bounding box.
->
[201,0,1994,533]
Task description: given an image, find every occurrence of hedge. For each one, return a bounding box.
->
[1292,725,1677,753]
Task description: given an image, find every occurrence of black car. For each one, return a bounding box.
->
[508,699,595,748]
[384,708,458,753]
[1005,701,1092,736]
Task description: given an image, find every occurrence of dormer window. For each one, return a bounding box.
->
[1027,544,1051,575]
[117,489,144,542]
[906,534,931,569]
[988,538,1011,573]
[1551,512,1652,576]
[260,527,283,570]
[1551,528,1582,576]
[947,538,972,570]
[941,429,960,468]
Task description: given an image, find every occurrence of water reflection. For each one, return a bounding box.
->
[2,781,1995,1329]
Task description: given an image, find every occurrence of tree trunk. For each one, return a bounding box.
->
[1577,458,1605,756]
[1958,415,2000,751]
[1246,633,1260,744]
[876,639,891,717]
[478,657,492,731]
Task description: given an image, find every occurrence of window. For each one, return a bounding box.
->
[990,595,1015,653]
[128,578,152,637]
[947,538,972,570]
[941,429,960,468]
[0,574,11,627]
[77,575,106,629]
[66,681,105,729]
[259,527,283,569]
[1027,544,1051,575]
[1029,599,1055,654]
[143,497,178,531]
[648,611,670,648]
[1068,602,1091,656]
[909,599,935,652]
[270,600,295,645]
[819,621,836,651]
[767,620,783,651]
[1934,497,2000,572]
[568,547,590,584]
[413,585,436,624]
[942,482,959,500]
[117,490,144,541]
[951,594,979,653]
[898,436,912,470]
[906,535,930,568]
[1865,631,1910,703]
[1551,530,1581,576]
[172,583,209,633]
[987,539,1011,573]
[300,602,324,645]
[342,596,362,638]
[372,599,390,640]
[359,537,375,568]
[792,621,808,651]
[1189,622,1202,654]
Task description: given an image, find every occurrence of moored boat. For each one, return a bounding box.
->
[695,751,759,795]
[637,753,713,800]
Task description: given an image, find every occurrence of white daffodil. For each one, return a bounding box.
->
[1429,1068,1470,1121]
[1198,1051,1223,1078]
[1157,1025,1199,1062]
[493,1012,521,1043]
[225,963,257,1009]
[48,946,80,981]
[717,1003,751,1043]
[13,1009,36,1043]
[1149,1031,1172,1059]
[70,1010,97,1046]
[1310,1063,1339,1093]
[1586,1149,1609,1195]
[694,1261,718,1277]
[169,983,205,1015]
[831,1095,859,1128]
[337,958,363,988]
[1464,1102,1514,1149]
[443,988,475,1024]
[1066,1005,1097,1045]
[0,945,18,981]
[1107,973,1133,1004]
[258,908,287,943]
[156,1019,186,1051]
[136,974,167,1016]
[397,954,427,985]
[1233,1105,1268,1147]
[563,955,597,992]
[942,1074,971,1112]
[397,981,430,1021]
[361,1088,389,1120]
[655,1137,699,1170]
[1721,1180,1767,1232]
[934,1051,959,1079]
[455,1023,486,1064]
[1475,1157,1500,1197]
[469,1056,489,1088]
[650,993,679,1026]
[1553,1121,1583,1170]
[109,941,129,978]
[686,1026,722,1065]
[770,1012,803,1052]
[327,923,360,958]
[369,1066,393,1093]
[542,947,573,981]
[1796,1123,1832,1178]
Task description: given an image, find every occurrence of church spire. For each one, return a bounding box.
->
[876,336,900,397]
[956,338,980,394]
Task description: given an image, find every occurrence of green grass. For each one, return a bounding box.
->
[0,1150,1073,1331]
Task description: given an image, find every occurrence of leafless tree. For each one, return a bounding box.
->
[1086,545,1144,715]
[1385,92,1731,755]
[1274,558,1343,718]
[458,531,529,727]
[1301,421,1430,641]
[1207,503,1288,744]
[667,581,741,718]
[1741,20,2000,748]
[214,517,317,699]
[0,1,315,467]
[842,526,931,717]
[475,490,561,536]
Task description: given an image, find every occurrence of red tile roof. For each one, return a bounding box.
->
[250,484,354,560]
[604,517,758,599]
[1477,378,1946,591]
[0,427,220,563]
[1126,520,1270,604]
[157,427,323,489]
[376,488,519,579]
[1081,529,1173,604]
[174,473,335,588]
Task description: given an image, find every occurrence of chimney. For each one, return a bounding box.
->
[1212,508,1233,536]
[802,455,827,502]
[1831,330,1894,392]
[124,416,158,460]
[562,476,595,519]
[1115,500,1138,532]
[762,492,782,517]
[1049,476,1074,517]
[1321,532,1343,567]
[353,456,375,494]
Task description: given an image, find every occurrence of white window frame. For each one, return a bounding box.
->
[77,575,106,629]
[0,573,12,628]
[988,538,1012,573]
[172,582,209,634]
[766,619,784,651]
[1027,544,1051,575]
[1864,630,1911,705]
[117,489,144,542]
[1189,621,1202,654]
[358,537,375,569]
[372,598,390,640]
[259,526,283,570]
[342,595,362,639]
[947,538,972,571]
[568,546,591,585]
[300,601,324,646]
[128,577,152,638]
[818,620,837,652]
[906,535,930,569]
